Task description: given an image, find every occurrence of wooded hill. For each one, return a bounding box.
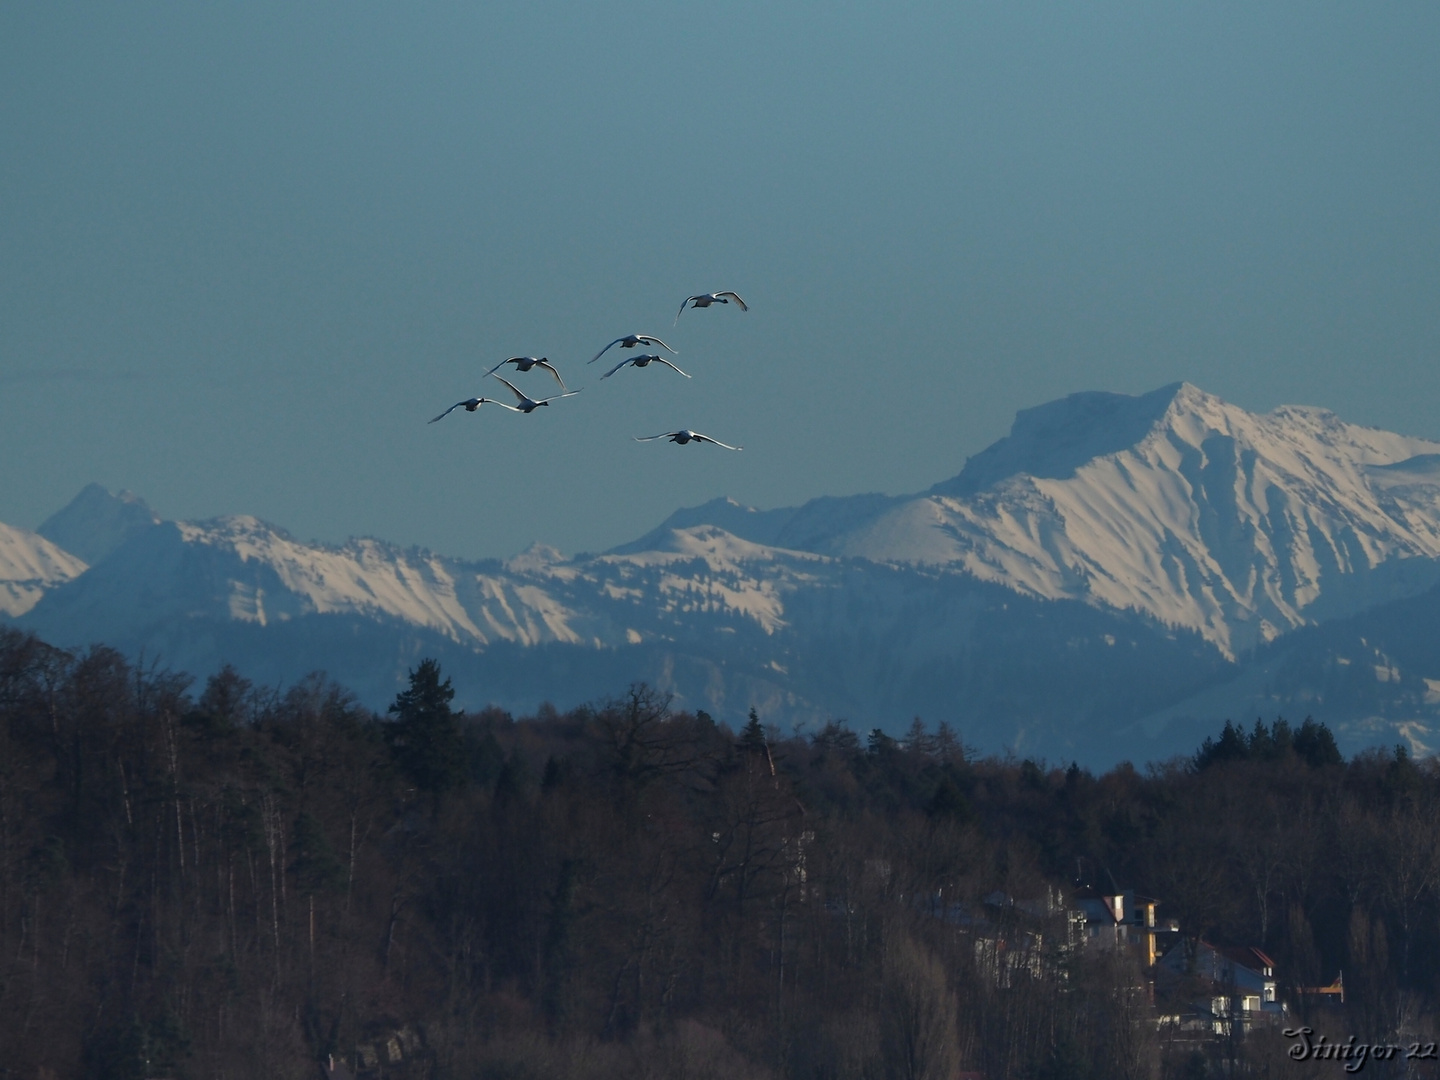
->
[1,627,1437,1079]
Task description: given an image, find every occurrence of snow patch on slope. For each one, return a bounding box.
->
[619,526,825,634]
[0,523,88,617]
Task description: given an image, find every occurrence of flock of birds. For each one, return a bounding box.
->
[429,291,748,451]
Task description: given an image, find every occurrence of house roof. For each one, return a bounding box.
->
[1211,943,1274,972]
[1158,939,1276,977]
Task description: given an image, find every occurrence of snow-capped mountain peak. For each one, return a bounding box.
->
[832,382,1440,654]
[590,383,1440,657]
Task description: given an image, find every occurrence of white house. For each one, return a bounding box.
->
[1156,939,1285,1031]
[1071,887,1179,966]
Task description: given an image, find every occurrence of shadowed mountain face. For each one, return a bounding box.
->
[38,483,160,565]
[1134,576,1440,758]
[10,383,1440,763]
[929,382,1187,497]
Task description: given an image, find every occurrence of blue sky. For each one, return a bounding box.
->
[3,2,1437,559]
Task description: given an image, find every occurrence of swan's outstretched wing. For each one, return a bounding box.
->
[638,335,677,355]
[634,432,680,442]
[715,292,748,311]
[535,360,567,390]
[675,296,699,325]
[653,357,691,378]
[588,338,625,364]
[692,432,742,450]
[601,358,632,380]
[534,389,582,405]
[485,358,514,378]
[489,374,532,406]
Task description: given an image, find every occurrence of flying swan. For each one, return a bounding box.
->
[635,429,741,450]
[601,354,691,379]
[588,334,678,365]
[675,292,748,324]
[485,356,567,390]
[489,374,581,413]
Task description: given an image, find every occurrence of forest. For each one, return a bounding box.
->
[2,626,1439,1079]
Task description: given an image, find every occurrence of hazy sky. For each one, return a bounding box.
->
[3,2,1437,560]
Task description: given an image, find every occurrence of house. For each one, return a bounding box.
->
[1071,887,1179,966]
[336,1023,425,1079]
[1156,939,1286,1032]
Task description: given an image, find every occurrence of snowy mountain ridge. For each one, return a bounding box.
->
[16,506,835,660]
[872,383,1440,654]
[13,382,1440,659]
[645,383,1440,655]
[9,381,1440,759]
[24,514,598,651]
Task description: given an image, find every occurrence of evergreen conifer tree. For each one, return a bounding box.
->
[739,707,768,752]
[386,658,466,795]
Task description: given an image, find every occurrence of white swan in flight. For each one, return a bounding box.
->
[588,334,677,365]
[601,354,691,380]
[429,397,517,423]
[490,374,581,413]
[635,429,742,450]
[485,356,566,390]
[675,292,747,324]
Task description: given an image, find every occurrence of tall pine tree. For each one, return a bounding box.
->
[386,659,466,796]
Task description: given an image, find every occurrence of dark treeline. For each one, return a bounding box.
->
[3,627,1440,1079]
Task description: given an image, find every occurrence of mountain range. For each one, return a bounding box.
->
[6,381,1440,764]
